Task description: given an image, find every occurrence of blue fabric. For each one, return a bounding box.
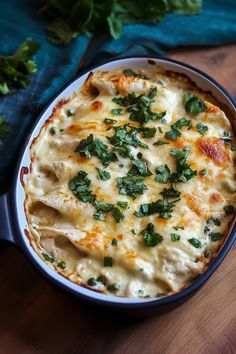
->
[0,0,236,190]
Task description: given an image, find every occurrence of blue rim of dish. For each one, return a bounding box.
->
[9,55,236,309]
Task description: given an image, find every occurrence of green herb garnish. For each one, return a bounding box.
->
[117,175,148,199]
[58,261,66,269]
[107,283,120,293]
[87,278,97,286]
[165,117,192,141]
[128,158,153,177]
[0,38,40,95]
[209,232,224,242]
[184,94,207,116]
[42,253,54,263]
[96,168,111,181]
[135,198,180,219]
[171,233,180,241]
[199,169,207,175]
[104,256,113,267]
[154,139,169,145]
[68,171,93,202]
[104,118,117,124]
[123,69,148,79]
[75,134,117,166]
[160,184,181,199]
[155,164,171,183]
[111,108,123,115]
[141,223,163,247]
[188,238,202,248]
[117,201,128,209]
[111,239,118,246]
[141,127,156,138]
[196,122,208,136]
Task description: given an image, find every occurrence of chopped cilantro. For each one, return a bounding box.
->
[141,223,163,247]
[75,134,117,166]
[184,94,207,116]
[42,253,54,263]
[188,238,202,248]
[107,283,120,293]
[97,275,107,285]
[199,169,207,175]
[154,139,169,145]
[128,159,153,177]
[117,175,148,199]
[96,167,111,181]
[111,108,123,115]
[170,146,197,183]
[173,225,184,231]
[141,127,156,138]
[171,233,180,241]
[87,278,97,286]
[94,200,124,223]
[160,184,181,199]
[204,225,211,234]
[104,256,113,267]
[49,126,57,135]
[58,261,66,269]
[155,164,171,183]
[131,228,136,235]
[165,117,192,141]
[207,217,221,226]
[68,171,93,202]
[117,201,128,209]
[158,127,163,133]
[135,198,180,219]
[112,91,143,107]
[66,109,74,116]
[196,122,208,136]
[123,69,148,79]
[108,124,148,155]
[223,205,235,215]
[104,118,117,124]
[210,232,224,242]
[111,238,118,246]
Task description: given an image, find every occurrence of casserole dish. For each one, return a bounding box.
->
[0,57,235,317]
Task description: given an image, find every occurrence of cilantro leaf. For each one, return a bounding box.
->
[104,256,113,267]
[104,118,117,124]
[68,171,93,202]
[117,175,148,199]
[160,184,181,199]
[123,69,148,80]
[141,223,163,247]
[94,200,124,223]
[196,122,208,136]
[135,198,180,219]
[155,164,171,183]
[117,201,128,209]
[0,38,40,95]
[108,124,148,154]
[188,238,202,248]
[0,115,11,146]
[154,139,169,145]
[111,108,123,115]
[170,146,197,182]
[128,159,153,177]
[75,134,117,166]
[141,127,156,138]
[165,117,192,141]
[171,233,180,241]
[209,232,224,242]
[96,168,111,181]
[184,94,207,116]
[112,92,143,107]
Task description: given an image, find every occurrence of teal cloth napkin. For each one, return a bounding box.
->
[0,0,236,190]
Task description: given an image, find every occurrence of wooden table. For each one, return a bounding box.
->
[0,44,236,354]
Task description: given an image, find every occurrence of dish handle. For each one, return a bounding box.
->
[0,193,16,245]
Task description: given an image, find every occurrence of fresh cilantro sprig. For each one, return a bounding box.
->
[165,117,192,141]
[135,197,180,219]
[68,171,93,202]
[141,223,163,247]
[183,94,206,116]
[75,134,117,166]
[0,39,40,95]
[38,0,202,45]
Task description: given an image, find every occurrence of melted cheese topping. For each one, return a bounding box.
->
[25,66,236,299]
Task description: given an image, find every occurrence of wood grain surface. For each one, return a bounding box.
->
[0,43,236,354]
